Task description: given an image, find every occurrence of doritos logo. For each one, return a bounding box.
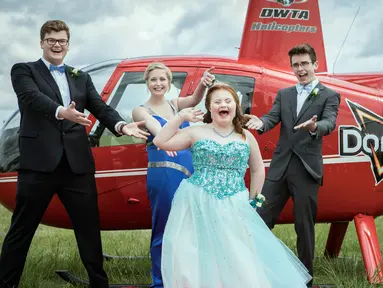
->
[339,99,383,185]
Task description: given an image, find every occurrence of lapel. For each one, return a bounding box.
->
[65,66,75,104]
[36,59,64,105]
[289,86,297,123]
[294,82,325,125]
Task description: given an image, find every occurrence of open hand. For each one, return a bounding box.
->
[294,115,317,132]
[122,120,150,139]
[201,67,215,88]
[59,101,92,126]
[244,114,263,130]
[178,107,204,123]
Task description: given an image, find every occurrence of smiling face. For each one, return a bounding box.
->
[208,89,238,126]
[203,83,245,137]
[40,30,69,65]
[147,68,170,97]
[291,53,318,85]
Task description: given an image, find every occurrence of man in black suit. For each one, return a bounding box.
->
[245,43,340,287]
[0,20,149,288]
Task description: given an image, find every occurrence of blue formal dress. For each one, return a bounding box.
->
[161,139,312,287]
[142,102,194,288]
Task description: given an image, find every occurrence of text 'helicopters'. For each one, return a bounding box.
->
[0,0,383,284]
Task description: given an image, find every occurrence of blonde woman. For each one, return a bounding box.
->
[132,62,214,288]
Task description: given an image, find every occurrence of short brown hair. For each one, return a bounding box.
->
[288,43,316,64]
[40,20,70,41]
[203,83,246,139]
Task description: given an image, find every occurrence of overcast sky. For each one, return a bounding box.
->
[0,0,382,125]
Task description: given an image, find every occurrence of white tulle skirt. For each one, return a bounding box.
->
[161,179,312,288]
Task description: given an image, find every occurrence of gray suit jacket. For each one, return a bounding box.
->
[259,82,340,185]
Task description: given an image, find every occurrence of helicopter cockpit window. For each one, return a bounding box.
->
[82,59,121,116]
[0,110,21,172]
[193,73,255,117]
[89,71,188,147]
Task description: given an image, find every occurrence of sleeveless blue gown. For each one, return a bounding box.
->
[161,139,312,287]
[142,102,193,288]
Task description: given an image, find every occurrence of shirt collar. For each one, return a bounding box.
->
[296,78,319,94]
[41,57,65,70]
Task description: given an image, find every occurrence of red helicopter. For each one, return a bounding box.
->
[0,0,382,286]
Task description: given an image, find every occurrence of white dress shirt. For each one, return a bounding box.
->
[296,78,319,116]
[295,78,319,135]
[41,57,70,119]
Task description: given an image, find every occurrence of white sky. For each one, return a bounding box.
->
[0,0,382,125]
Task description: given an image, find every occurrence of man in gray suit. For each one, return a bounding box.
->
[245,43,340,287]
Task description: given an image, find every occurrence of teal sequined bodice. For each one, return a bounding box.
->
[187,139,250,199]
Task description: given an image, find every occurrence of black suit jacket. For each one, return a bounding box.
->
[259,82,340,185]
[11,59,124,174]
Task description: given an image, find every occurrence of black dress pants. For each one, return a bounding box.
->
[0,153,108,288]
[258,154,319,287]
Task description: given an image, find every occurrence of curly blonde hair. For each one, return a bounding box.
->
[203,83,246,139]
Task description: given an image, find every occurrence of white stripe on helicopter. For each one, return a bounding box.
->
[0,154,371,183]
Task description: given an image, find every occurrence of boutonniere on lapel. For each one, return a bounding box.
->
[69,68,81,78]
[308,87,320,100]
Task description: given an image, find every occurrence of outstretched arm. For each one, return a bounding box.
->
[132,106,163,136]
[153,108,204,151]
[84,73,125,133]
[12,63,93,126]
[133,106,181,156]
[315,92,341,137]
[246,130,265,199]
[84,74,149,139]
[293,92,341,138]
[245,91,282,134]
[175,67,215,110]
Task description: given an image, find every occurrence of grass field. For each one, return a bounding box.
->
[0,205,382,288]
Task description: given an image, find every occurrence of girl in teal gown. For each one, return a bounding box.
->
[154,83,312,288]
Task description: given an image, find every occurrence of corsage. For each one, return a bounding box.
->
[249,194,266,208]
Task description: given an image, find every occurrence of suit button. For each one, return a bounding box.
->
[62,132,65,135]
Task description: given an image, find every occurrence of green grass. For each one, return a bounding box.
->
[0,206,382,287]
